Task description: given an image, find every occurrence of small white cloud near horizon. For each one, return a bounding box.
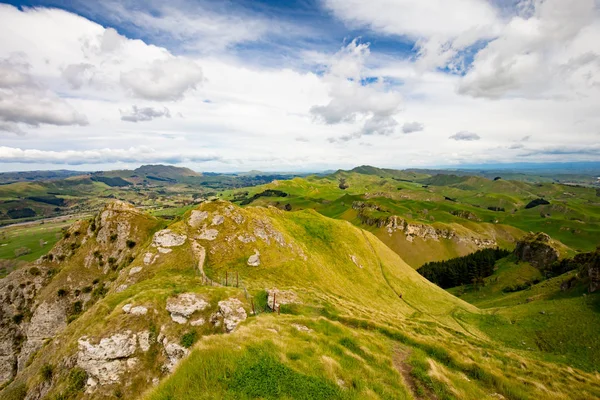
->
[449,131,481,141]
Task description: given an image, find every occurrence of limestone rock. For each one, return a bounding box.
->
[212,215,224,225]
[138,331,151,352]
[123,304,148,316]
[129,266,143,275]
[162,338,189,372]
[143,252,157,265]
[77,331,138,386]
[238,234,256,243]
[190,318,205,327]
[198,228,219,241]
[188,210,209,227]
[152,229,187,248]
[18,301,67,371]
[166,293,209,324]
[247,249,261,267]
[211,298,247,333]
[266,288,298,310]
[115,284,128,293]
[291,324,312,333]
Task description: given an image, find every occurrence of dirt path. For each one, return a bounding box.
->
[392,346,437,400]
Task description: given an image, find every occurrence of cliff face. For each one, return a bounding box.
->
[352,202,497,249]
[514,232,560,269]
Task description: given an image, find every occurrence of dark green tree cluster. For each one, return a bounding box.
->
[418,248,510,289]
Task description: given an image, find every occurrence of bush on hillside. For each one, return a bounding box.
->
[525,198,550,209]
[7,208,36,219]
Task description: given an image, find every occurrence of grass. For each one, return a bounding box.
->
[4,199,600,400]
[0,218,74,262]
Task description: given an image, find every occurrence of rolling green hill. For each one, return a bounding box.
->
[1,200,599,400]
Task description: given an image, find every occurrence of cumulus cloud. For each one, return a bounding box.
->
[459,0,600,98]
[402,121,424,134]
[62,63,95,89]
[0,146,221,165]
[449,131,481,141]
[310,39,403,141]
[120,57,203,100]
[324,0,502,72]
[120,105,171,122]
[0,56,88,132]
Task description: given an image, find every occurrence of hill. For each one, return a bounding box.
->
[1,200,599,399]
[223,167,600,267]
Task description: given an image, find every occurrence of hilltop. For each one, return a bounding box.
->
[1,200,599,399]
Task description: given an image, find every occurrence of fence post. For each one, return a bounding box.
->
[272,292,276,313]
[236,272,239,288]
[251,298,255,315]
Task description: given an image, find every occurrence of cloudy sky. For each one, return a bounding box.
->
[0,0,599,172]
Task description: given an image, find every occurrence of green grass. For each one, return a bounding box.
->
[0,219,74,262]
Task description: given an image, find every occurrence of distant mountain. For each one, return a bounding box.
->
[0,170,86,184]
[92,164,202,184]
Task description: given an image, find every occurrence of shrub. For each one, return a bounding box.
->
[126,240,136,248]
[67,367,87,393]
[29,267,41,276]
[40,363,54,381]
[13,314,24,324]
[525,198,550,209]
[109,233,118,242]
[82,286,92,294]
[181,331,198,348]
[57,288,69,297]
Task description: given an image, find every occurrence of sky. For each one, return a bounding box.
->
[0,0,599,172]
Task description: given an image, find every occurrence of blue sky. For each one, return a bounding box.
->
[0,0,599,172]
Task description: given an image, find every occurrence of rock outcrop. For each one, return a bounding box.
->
[18,301,67,371]
[0,267,47,385]
[266,288,298,310]
[514,232,560,269]
[161,337,188,372]
[247,249,261,266]
[210,298,247,332]
[77,331,139,387]
[152,229,187,249]
[166,293,209,324]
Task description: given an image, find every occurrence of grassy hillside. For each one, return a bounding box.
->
[4,200,599,400]
[223,169,599,268]
[447,254,600,373]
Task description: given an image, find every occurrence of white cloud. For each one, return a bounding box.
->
[0,56,88,132]
[120,58,204,101]
[402,121,424,134]
[0,3,598,172]
[323,0,502,71]
[0,146,220,165]
[459,0,600,98]
[62,63,95,89]
[120,105,171,122]
[449,131,481,141]
[310,40,403,141]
